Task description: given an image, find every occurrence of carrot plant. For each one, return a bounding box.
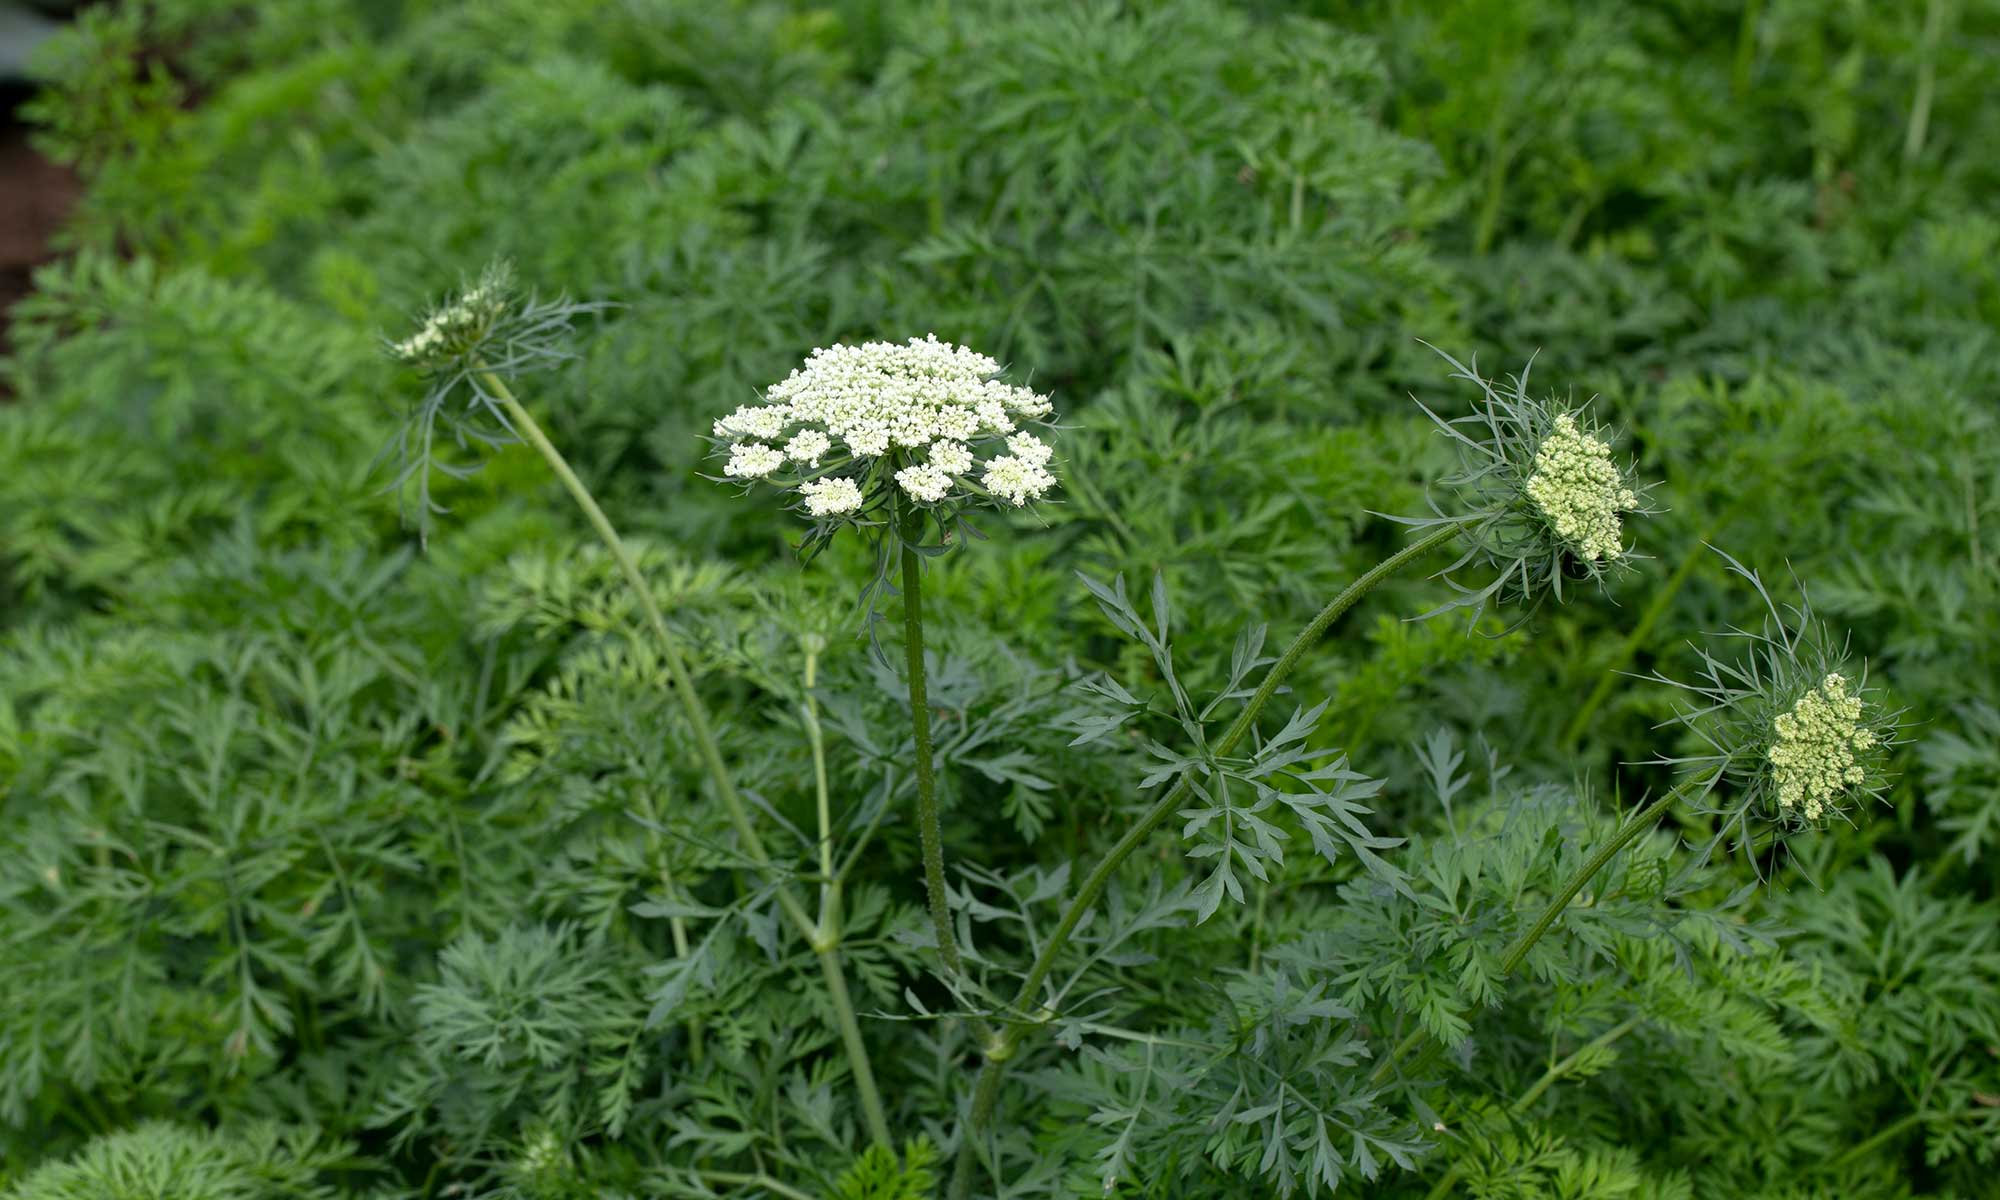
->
[5,2,1998,1198]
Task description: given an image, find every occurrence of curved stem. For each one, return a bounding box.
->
[1823,1107,1940,1174]
[900,505,963,978]
[805,646,837,920]
[1371,789,1680,1089]
[1422,1014,1642,1200]
[818,944,893,1147]
[481,373,889,1145]
[481,373,796,916]
[1559,524,1713,749]
[949,524,1458,1199]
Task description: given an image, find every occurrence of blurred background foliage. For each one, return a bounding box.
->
[2,0,1997,1196]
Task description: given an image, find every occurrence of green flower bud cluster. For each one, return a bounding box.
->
[1524,414,1639,563]
[1768,672,1878,820]
[390,269,511,368]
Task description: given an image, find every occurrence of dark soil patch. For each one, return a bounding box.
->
[1,82,80,385]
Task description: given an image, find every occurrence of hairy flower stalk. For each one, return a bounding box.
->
[386,270,890,1146]
[713,336,1060,980]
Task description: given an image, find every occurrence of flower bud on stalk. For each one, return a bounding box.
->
[1398,343,1653,617]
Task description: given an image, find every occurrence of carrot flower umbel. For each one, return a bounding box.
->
[711,335,1058,555]
[1400,343,1653,616]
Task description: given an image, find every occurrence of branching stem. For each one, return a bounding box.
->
[949,523,1458,1198]
[804,642,893,1145]
[1421,1014,1643,1200]
[1370,788,1681,1089]
[479,371,889,1146]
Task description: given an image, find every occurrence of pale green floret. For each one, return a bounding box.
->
[1768,672,1875,820]
[516,1124,571,1178]
[1523,414,1638,562]
[390,277,509,367]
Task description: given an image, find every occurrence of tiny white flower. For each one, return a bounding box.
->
[981,454,1056,507]
[711,335,1058,530]
[846,423,891,458]
[389,265,515,367]
[800,476,864,516]
[974,398,1016,436]
[928,440,974,476]
[896,463,953,503]
[1006,388,1053,418]
[1768,672,1876,821]
[785,429,832,467]
[934,406,981,441]
[724,443,785,478]
[1007,431,1053,468]
[714,404,791,442]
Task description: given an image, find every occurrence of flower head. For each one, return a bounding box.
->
[1651,550,1898,848]
[389,266,512,368]
[1524,415,1639,562]
[1768,673,1878,821]
[1401,343,1652,616]
[379,261,603,546]
[509,1123,572,1193]
[710,335,1059,547]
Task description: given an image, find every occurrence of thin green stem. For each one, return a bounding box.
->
[696,1170,818,1200]
[818,945,892,1147]
[1823,1108,1941,1173]
[481,374,791,907]
[949,523,1458,1199]
[1422,1014,1642,1200]
[635,794,693,960]
[1732,0,1765,96]
[801,642,892,1146]
[1371,789,1681,1088]
[899,505,964,978]
[1559,522,1715,749]
[481,372,887,1144]
[805,643,837,922]
[1904,0,1946,163]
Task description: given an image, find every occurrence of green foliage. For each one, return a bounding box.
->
[6,0,1999,1197]
[1,1121,360,1200]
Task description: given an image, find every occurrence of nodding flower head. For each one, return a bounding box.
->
[1651,550,1898,847]
[379,261,604,546]
[710,335,1058,550]
[1401,342,1652,616]
[388,261,516,371]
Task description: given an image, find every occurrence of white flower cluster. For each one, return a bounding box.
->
[390,276,508,367]
[1768,673,1878,820]
[1524,414,1639,562]
[714,335,1058,515]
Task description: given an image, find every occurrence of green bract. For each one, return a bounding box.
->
[1399,343,1654,618]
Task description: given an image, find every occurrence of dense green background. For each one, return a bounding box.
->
[3,1,1997,1196]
